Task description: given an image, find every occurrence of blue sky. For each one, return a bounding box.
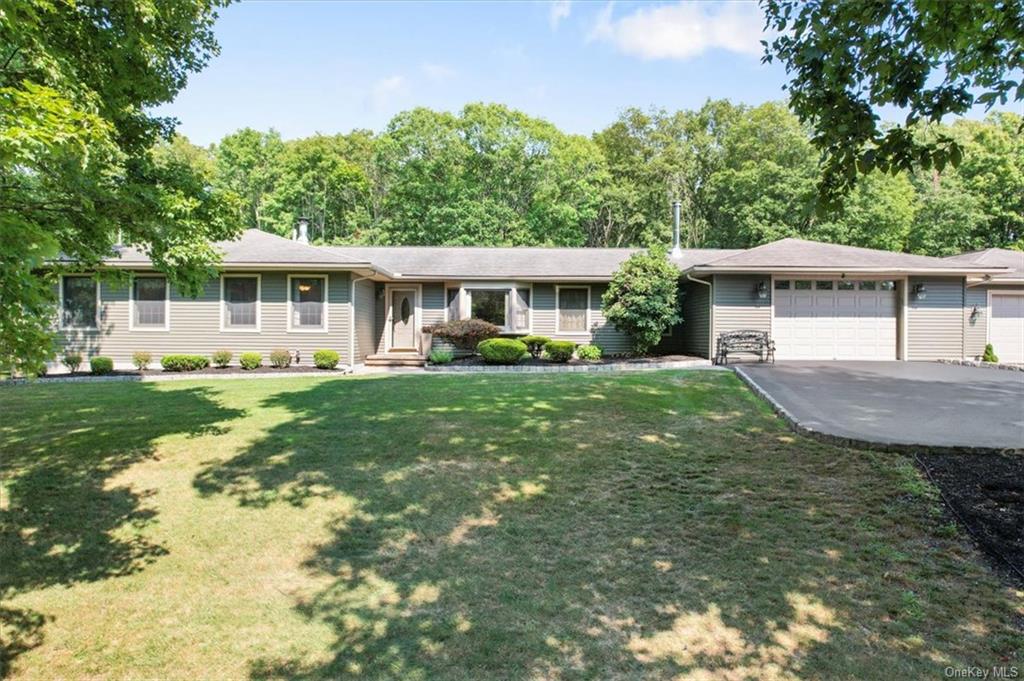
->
[156,1,1021,146]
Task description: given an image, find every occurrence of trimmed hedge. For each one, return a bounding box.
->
[313,349,340,369]
[62,352,83,373]
[269,348,291,368]
[544,340,575,363]
[160,354,210,372]
[428,319,501,350]
[519,335,551,359]
[576,344,602,361]
[478,338,527,365]
[90,356,114,375]
[239,352,262,370]
[212,349,232,368]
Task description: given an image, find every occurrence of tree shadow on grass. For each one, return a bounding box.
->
[193,372,1023,680]
[0,382,243,677]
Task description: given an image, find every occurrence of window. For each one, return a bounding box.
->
[879,280,896,291]
[470,289,508,327]
[61,276,98,328]
[514,287,530,331]
[446,287,460,321]
[837,280,855,290]
[132,276,168,329]
[222,276,259,330]
[774,280,790,290]
[289,275,327,331]
[858,280,876,291]
[815,280,833,290]
[794,280,812,290]
[557,286,589,333]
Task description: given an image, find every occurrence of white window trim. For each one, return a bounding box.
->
[459,282,533,333]
[444,285,461,323]
[219,274,262,333]
[384,283,422,352]
[555,285,591,335]
[128,274,170,332]
[58,274,100,331]
[287,274,329,333]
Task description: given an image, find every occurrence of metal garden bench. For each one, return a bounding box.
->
[716,330,775,365]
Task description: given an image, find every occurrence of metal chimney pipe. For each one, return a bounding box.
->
[671,200,682,257]
[296,217,310,244]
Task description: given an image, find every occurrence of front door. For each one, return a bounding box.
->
[390,289,417,350]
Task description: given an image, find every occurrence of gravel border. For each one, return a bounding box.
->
[733,365,1022,455]
[425,358,714,373]
[937,358,1024,372]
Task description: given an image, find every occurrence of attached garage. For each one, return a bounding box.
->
[990,292,1024,363]
[772,278,898,360]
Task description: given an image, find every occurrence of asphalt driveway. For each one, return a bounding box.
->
[736,361,1024,451]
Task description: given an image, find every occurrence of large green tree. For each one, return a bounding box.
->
[1,0,238,374]
[762,0,1024,209]
[214,127,283,232]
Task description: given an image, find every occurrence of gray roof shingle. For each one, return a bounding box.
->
[944,248,1024,280]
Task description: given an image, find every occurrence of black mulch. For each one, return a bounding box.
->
[36,365,342,379]
[444,353,704,367]
[915,452,1024,584]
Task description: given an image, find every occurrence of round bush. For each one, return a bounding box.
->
[269,348,291,368]
[132,351,152,371]
[544,340,575,363]
[519,335,551,359]
[62,352,83,373]
[239,352,262,370]
[90,356,114,375]
[212,349,232,368]
[313,349,340,369]
[477,338,527,365]
[160,354,210,372]
[576,344,602,361]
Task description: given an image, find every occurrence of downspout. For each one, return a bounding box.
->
[349,274,372,369]
[686,273,713,360]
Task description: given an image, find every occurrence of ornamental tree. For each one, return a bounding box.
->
[602,246,682,355]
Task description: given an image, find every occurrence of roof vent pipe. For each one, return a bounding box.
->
[671,200,682,258]
[295,217,310,244]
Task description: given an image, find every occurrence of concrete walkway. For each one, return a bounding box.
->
[735,361,1024,452]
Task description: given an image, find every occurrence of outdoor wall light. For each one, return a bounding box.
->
[913,283,928,300]
[755,281,768,300]
[970,305,980,323]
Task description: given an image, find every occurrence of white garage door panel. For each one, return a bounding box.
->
[774,280,897,360]
[990,294,1024,363]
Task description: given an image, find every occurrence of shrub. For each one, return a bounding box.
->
[269,348,291,368]
[544,340,575,363]
[132,351,152,371]
[519,335,551,359]
[212,349,232,368]
[428,348,454,364]
[160,354,210,372]
[427,319,501,350]
[313,349,340,369]
[577,344,602,361]
[90,356,114,375]
[982,343,999,363]
[239,352,262,370]
[478,338,527,365]
[62,352,83,374]
[602,246,682,354]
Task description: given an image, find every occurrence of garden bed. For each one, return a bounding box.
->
[427,353,711,372]
[13,364,348,384]
[915,452,1024,582]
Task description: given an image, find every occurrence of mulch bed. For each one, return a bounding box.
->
[915,452,1024,583]
[36,365,341,379]
[446,353,704,368]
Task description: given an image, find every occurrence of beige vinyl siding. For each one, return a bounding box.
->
[353,278,376,362]
[531,283,631,354]
[964,284,988,360]
[906,277,965,360]
[711,274,771,350]
[55,271,353,367]
[680,280,711,358]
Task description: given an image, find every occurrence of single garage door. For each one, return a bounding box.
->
[773,279,897,360]
[990,293,1024,363]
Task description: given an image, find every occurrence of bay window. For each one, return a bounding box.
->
[463,283,531,333]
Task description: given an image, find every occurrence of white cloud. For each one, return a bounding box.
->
[367,75,408,112]
[549,0,571,29]
[421,62,456,82]
[588,1,766,60]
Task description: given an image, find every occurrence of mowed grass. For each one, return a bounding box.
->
[1,371,1021,680]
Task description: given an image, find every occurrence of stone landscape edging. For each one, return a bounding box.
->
[732,365,1022,456]
[425,358,714,373]
[937,358,1023,372]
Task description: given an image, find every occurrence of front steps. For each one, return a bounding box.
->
[364,352,427,367]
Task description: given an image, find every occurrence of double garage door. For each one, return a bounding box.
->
[990,293,1024,363]
[773,279,897,360]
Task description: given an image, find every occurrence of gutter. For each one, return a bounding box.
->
[685,266,1010,276]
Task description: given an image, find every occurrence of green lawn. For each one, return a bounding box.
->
[1,371,1020,680]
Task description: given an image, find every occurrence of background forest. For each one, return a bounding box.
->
[186,100,1021,255]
